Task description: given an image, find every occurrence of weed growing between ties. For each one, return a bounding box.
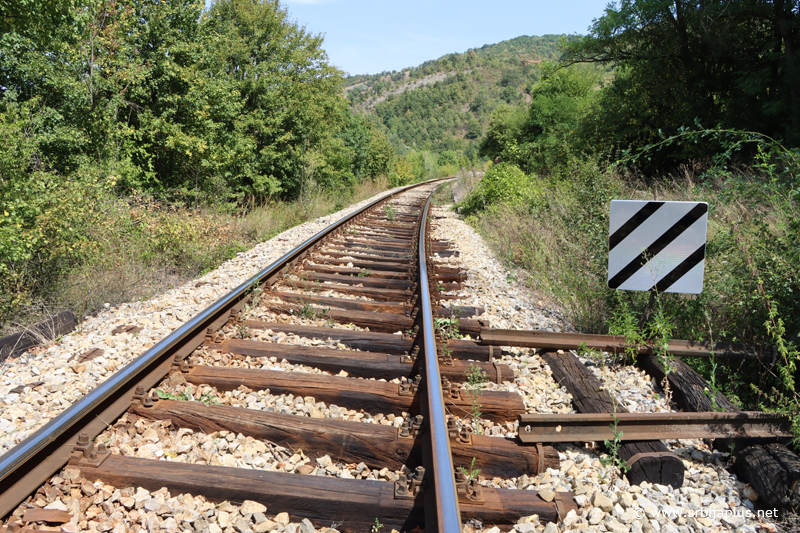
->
[434,317,460,340]
[465,363,488,434]
[600,402,631,476]
[463,457,481,480]
[383,203,398,223]
[155,385,219,405]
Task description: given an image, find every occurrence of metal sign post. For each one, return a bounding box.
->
[608,200,709,294]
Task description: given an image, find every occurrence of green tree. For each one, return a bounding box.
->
[564,0,800,162]
[204,0,349,197]
[523,64,601,172]
[477,104,527,161]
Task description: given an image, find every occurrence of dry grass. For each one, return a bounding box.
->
[1,176,392,336]
[454,161,799,338]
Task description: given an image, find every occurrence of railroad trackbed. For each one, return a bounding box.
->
[0,180,795,533]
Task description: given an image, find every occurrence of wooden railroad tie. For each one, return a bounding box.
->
[204,339,513,383]
[131,398,555,478]
[75,454,575,532]
[541,350,685,488]
[0,310,78,362]
[181,365,523,422]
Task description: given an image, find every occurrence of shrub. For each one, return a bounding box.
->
[457,163,540,216]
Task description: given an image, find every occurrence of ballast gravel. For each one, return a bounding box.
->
[0,190,777,533]
[428,203,773,533]
[0,186,407,456]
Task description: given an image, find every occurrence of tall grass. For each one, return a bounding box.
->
[1,176,391,336]
[455,158,799,421]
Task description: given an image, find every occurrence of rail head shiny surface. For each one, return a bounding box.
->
[418,191,462,532]
[0,180,437,488]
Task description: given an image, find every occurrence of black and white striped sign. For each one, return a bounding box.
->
[608,200,708,293]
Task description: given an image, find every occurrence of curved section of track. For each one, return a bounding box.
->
[0,180,579,532]
[0,182,439,518]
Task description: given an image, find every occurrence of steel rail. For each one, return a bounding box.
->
[418,190,462,532]
[0,180,441,518]
[518,411,792,443]
[479,328,771,360]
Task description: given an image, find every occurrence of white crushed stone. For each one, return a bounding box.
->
[0,186,406,456]
[0,191,776,533]
[430,203,773,533]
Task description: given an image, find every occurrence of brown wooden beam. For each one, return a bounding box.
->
[268,291,408,314]
[256,303,487,336]
[78,455,573,531]
[207,340,512,383]
[312,253,412,270]
[184,365,524,422]
[133,399,549,478]
[0,310,78,362]
[291,272,413,290]
[481,329,770,360]
[300,263,410,280]
[277,280,411,302]
[518,411,791,442]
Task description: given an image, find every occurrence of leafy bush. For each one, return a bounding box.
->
[457,163,539,216]
[0,99,116,317]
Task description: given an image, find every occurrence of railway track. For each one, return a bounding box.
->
[0,179,795,533]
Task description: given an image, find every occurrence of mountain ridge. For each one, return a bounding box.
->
[343,34,580,160]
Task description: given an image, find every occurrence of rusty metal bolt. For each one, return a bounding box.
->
[396,473,409,495]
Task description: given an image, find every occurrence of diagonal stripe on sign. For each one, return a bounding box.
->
[608,201,664,251]
[649,244,706,293]
[608,203,708,289]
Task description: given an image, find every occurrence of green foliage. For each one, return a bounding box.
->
[607,295,644,365]
[465,363,487,434]
[156,386,218,405]
[600,408,631,473]
[434,317,460,340]
[477,104,528,162]
[463,457,481,481]
[457,163,536,216]
[0,0,400,325]
[522,64,602,173]
[564,0,800,165]
[1,0,395,202]
[383,203,397,222]
[0,98,118,316]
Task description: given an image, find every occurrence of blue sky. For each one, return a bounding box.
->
[269,0,612,76]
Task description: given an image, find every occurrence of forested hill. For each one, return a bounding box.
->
[344,35,581,161]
